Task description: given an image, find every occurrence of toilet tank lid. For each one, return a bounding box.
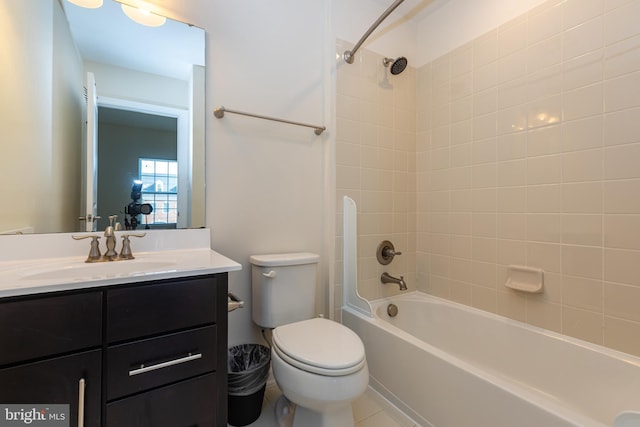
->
[249,252,319,267]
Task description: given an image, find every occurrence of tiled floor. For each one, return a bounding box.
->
[229,381,419,427]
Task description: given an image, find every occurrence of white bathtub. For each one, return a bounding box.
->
[342,292,640,427]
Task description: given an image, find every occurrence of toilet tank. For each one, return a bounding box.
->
[250,252,320,329]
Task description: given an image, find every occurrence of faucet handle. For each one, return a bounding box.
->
[72,234,102,263]
[118,233,146,260]
[72,234,101,240]
[383,247,402,257]
[122,233,146,242]
[377,240,402,265]
[78,214,101,222]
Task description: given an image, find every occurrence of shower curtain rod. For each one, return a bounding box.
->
[213,106,326,136]
[343,0,405,64]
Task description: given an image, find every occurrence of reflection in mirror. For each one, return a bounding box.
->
[0,0,205,234]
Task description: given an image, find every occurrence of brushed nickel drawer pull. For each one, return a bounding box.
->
[78,378,85,427]
[129,352,202,376]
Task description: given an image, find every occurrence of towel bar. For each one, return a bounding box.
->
[214,106,325,136]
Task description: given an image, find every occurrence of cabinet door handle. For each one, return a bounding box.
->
[128,353,203,376]
[77,378,85,427]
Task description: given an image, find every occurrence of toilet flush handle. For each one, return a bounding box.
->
[263,270,277,278]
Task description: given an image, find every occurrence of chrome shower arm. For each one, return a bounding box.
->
[343,0,405,64]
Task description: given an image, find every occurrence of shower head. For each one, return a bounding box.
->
[383,57,408,75]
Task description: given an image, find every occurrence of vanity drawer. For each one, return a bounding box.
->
[0,292,102,365]
[106,276,218,343]
[106,325,217,400]
[105,373,217,427]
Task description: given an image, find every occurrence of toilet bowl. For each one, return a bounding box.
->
[271,317,369,427]
[250,253,369,427]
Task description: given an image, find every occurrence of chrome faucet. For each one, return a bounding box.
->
[381,272,407,291]
[103,215,119,261]
[73,217,145,263]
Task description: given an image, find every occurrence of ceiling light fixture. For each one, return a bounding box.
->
[66,0,103,8]
[121,3,166,27]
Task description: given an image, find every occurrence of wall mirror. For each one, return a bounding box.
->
[0,0,205,234]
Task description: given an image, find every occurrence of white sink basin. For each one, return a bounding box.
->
[20,260,177,282]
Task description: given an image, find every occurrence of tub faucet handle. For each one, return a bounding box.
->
[383,247,402,257]
[377,240,402,265]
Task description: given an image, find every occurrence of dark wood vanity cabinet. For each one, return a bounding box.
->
[0,273,229,427]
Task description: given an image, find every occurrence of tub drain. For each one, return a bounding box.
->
[387,303,398,317]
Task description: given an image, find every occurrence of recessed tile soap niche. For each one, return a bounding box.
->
[504,265,544,294]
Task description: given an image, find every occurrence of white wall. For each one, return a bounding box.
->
[332,0,549,67]
[52,0,84,233]
[414,0,548,66]
[192,0,420,345]
[0,0,83,234]
[333,0,418,64]
[190,65,206,228]
[86,61,188,109]
[152,0,329,346]
[0,1,52,233]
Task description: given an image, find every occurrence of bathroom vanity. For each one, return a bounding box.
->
[0,229,241,427]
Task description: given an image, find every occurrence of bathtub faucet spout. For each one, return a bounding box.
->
[381,272,407,291]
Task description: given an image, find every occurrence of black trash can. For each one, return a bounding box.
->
[228,344,271,426]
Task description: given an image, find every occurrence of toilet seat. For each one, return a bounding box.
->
[272,318,366,377]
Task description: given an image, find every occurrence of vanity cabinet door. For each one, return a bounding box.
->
[0,349,102,427]
[106,276,218,342]
[0,292,102,365]
[105,373,217,427]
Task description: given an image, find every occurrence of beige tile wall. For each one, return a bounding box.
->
[335,39,417,306]
[336,0,640,358]
[417,0,640,357]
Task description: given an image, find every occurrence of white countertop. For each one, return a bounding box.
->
[0,229,241,298]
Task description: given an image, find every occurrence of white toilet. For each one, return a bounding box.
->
[250,252,369,427]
